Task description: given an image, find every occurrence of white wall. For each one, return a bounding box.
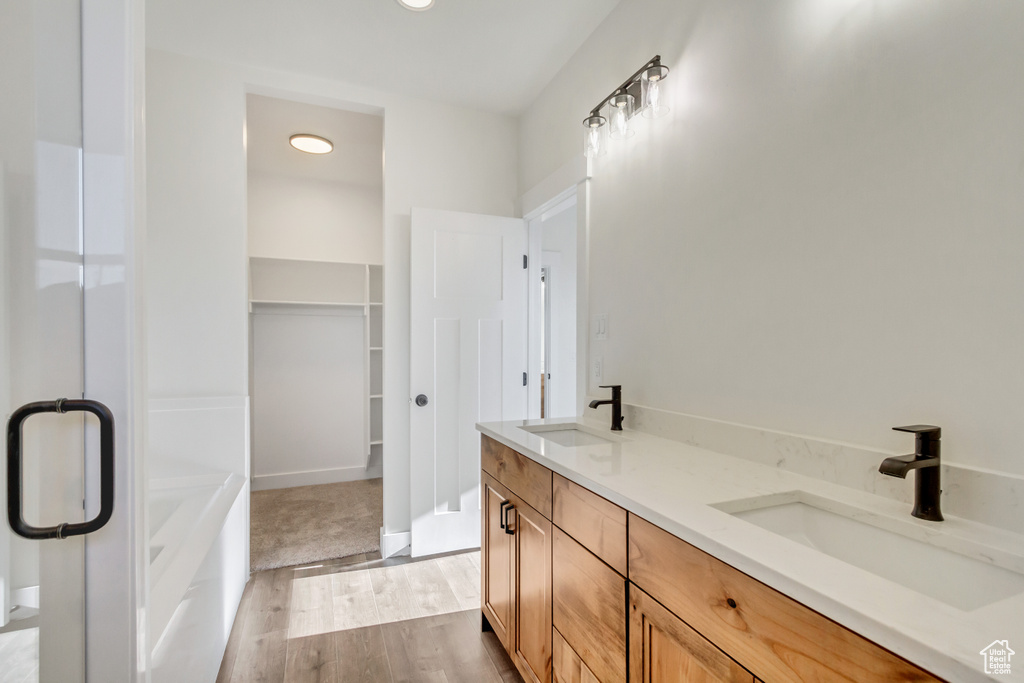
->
[146,49,251,677]
[520,0,1024,476]
[146,49,519,549]
[147,54,248,399]
[251,309,371,489]
[247,171,383,265]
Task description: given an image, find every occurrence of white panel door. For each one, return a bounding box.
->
[410,208,528,557]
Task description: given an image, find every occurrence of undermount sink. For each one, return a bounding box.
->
[715,492,1024,612]
[518,422,620,448]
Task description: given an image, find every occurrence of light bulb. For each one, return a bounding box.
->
[641,64,670,119]
[582,115,607,158]
[608,93,634,140]
[649,79,661,108]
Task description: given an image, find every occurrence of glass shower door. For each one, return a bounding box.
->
[1,0,90,681]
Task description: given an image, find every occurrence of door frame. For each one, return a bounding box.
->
[81,0,147,680]
[523,157,591,421]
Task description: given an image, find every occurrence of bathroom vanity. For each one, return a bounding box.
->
[477,418,1024,683]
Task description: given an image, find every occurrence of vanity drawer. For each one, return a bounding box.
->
[481,435,552,518]
[553,526,627,683]
[628,514,942,682]
[553,473,627,575]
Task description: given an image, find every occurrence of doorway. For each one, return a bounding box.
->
[534,197,579,420]
[244,94,385,571]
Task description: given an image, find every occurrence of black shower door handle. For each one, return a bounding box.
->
[7,398,115,540]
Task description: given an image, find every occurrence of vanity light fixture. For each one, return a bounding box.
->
[608,93,635,140]
[583,55,670,157]
[396,0,434,10]
[641,62,670,119]
[289,134,333,155]
[583,114,607,158]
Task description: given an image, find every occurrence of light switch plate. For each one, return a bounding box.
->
[594,313,608,340]
[592,356,603,382]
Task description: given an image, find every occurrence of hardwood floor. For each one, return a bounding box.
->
[217,551,522,683]
[0,626,38,683]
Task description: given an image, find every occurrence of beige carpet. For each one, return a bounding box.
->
[250,478,382,572]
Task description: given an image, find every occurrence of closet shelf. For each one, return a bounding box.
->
[249,258,384,476]
[250,299,366,308]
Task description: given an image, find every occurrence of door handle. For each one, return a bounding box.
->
[503,502,515,535]
[415,394,428,407]
[7,398,115,540]
[499,500,510,529]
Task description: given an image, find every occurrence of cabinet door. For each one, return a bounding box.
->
[482,473,515,651]
[513,499,552,683]
[553,628,600,683]
[631,586,754,683]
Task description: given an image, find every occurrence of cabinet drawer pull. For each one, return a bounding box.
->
[499,500,511,529]
[504,503,516,535]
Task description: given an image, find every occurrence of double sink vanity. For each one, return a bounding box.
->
[476,417,1024,682]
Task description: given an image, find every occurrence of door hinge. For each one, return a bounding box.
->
[523,372,528,386]
[523,254,528,269]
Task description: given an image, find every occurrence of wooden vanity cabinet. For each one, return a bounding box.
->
[482,434,551,518]
[552,527,627,683]
[482,435,942,683]
[628,514,942,682]
[552,474,627,575]
[481,437,552,683]
[552,629,600,683]
[551,474,628,683]
[630,585,755,683]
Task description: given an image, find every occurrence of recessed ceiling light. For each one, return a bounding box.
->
[289,134,333,154]
[397,0,434,11]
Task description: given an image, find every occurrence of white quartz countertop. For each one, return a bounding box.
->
[477,417,1024,682]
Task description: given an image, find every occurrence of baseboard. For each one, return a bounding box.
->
[252,465,381,491]
[380,529,411,559]
[11,586,39,609]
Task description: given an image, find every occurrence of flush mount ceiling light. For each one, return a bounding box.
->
[583,55,670,158]
[396,0,434,10]
[289,134,333,154]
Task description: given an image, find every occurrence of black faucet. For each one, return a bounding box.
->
[588,385,623,431]
[879,425,943,522]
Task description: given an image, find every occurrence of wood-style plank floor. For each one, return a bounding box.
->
[217,550,522,683]
[0,624,38,683]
